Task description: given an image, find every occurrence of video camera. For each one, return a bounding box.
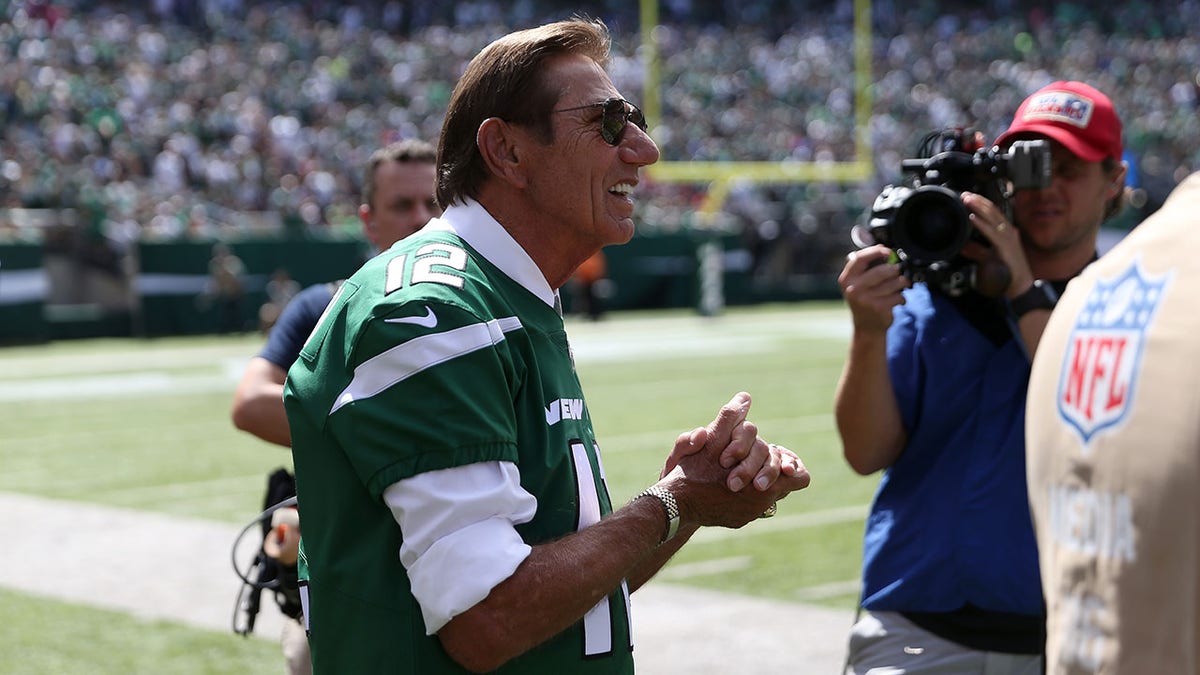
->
[231,467,302,636]
[861,128,1051,296]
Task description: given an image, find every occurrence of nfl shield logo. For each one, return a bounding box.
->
[1056,259,1172,448]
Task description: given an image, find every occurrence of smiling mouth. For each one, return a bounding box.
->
[609,182,635,196]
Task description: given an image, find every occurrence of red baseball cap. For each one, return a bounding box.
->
[994,81,1123,163]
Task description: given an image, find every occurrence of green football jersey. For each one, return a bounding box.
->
[285,223,634,674]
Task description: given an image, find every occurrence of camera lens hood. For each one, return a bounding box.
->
[891,185,973,265]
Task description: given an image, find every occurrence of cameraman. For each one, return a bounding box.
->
[834,81,1127,674]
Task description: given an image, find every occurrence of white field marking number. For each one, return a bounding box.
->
[385,243,468,294]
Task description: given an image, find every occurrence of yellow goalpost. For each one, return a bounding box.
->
[637,0,874,217]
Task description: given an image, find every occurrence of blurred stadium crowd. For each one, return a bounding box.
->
[1,0,1197,281]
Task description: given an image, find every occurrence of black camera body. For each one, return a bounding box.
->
[865,128,1051,295]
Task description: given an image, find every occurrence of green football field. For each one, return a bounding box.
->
[0,301,876,673]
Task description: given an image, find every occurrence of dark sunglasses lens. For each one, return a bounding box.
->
[600,99,626,145]
[628,106,647,132]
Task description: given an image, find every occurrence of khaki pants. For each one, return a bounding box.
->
[282,616,311,675]
[846,610,1043,675]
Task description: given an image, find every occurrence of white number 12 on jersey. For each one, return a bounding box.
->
[385,243,469,294]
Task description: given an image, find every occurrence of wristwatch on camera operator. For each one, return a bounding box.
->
[1008,279,1058,319]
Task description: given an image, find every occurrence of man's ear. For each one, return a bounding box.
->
[359,204,383,249]
[1111,162,1129,199]
[477,117,529,189]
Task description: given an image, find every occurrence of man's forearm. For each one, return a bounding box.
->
[627,523,698,592]
[835,333,906,474]
[436,495,671,672]
[232,386,293,447]
[231,358,292,447]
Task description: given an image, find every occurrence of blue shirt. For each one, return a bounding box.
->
[259,282,338,370]
[859,283,1044,617]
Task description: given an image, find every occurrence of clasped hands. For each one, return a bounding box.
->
[656,392,810,530]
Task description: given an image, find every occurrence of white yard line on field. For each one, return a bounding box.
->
[655,555,755,580]
[0,343,260,379]
[689,504,870,544]
[0,369,245,402]
[655,557,863,604]
[793,579,864,602]
[598,412,835,454]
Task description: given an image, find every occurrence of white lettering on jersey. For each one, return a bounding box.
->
[1047,484,1136,563]
[412,243,467,288]
[1056,590,1109,671]
[383,243,469,296]
[385,255,407,295]
[544,398,585,426]
[572,438,611,654]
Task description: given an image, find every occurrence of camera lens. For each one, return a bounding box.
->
[893,185,972,263]
[906,195,961,250]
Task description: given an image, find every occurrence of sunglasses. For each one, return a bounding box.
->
[553,97,648,146]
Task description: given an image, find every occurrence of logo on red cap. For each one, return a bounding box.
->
[1022,91,1094,129]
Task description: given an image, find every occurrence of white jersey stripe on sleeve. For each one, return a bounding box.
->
[330,316,523,416]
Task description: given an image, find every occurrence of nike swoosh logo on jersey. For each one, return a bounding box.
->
[384,306,438,328]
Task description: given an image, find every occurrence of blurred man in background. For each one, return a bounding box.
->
[835,81,1127,673]
[1027,169,1200,673]
[230,138,439,673]
[258,267,301,334]
[206,242,246,333]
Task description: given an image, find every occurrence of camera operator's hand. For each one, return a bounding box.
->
[961,191,1056,357]
[264,507,301,566]
[961,192,1034,299]
[838,245,911,335]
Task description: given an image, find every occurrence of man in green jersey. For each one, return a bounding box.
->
[285,17,811,674]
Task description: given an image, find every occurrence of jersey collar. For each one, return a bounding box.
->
[426,199,558,311]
